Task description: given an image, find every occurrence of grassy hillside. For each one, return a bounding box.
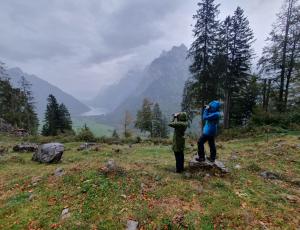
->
[0,134,299,229]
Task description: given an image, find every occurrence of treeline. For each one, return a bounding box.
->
[183,0,300,128]
[135,98,169,138]
[0,62,39,134]
[116,98,170,139]
[0,62,74,136]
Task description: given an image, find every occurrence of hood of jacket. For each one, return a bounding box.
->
[209,101,220,112]
[178,112,188,122]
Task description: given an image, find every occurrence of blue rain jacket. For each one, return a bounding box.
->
[202,101,221,136]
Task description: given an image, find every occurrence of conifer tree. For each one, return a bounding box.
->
[112,129,119,139]
[135,98,153,136]
[42,95,73,136]
[58,103,72,133]
[42,94,60,136]
[160,115,170,139]
[185,0,220,116]
[226,7,255,126]
[152,103,163,138]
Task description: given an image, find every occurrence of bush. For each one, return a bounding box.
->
[249,108,300,130]
[76,125,97,142]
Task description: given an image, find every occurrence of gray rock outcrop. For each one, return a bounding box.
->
[189,155,229,174]
[13,143,38,152]
[32,143,64,163]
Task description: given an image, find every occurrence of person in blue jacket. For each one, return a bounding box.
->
[196,100,221,163]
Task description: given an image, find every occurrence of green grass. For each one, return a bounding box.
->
[0,134,299,229]
[72,117,114,137]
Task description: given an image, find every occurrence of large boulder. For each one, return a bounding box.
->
[32,143,64,163]
[189,155,229,174]
[13,143,38,152]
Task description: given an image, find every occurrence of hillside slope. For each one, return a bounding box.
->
[0,134,299,229]
[103,44,191,124]
[7,67,90,118]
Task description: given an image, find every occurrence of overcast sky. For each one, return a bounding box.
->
[0,0,283,101]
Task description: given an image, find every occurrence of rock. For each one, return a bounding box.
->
[77,143,96,151]
[234,164,242,170]
[155,175,161,181]
[184,172,192,178]
[54,167,65,177]
[230,153,238,160]
[260,171,280,180]
[32,143,64,163]
[29,193,36,201]
[196,185,204,194]
[14,129,29,137]
[126,220,138,230]
[189,155,230,174]
[285,194,299,203]
[61,208,71,220]
[31,176,42,186]
[106,159,117,171]
[13,143,38,152]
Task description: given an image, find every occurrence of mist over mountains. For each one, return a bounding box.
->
[97,44,191,124]
[4,44,190,126]
[7,68,90,118]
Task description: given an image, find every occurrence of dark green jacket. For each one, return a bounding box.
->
[169,113,188,152]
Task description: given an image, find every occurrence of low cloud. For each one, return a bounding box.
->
[0,0,283,100]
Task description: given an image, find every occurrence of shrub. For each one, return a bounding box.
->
[249,108,300,130]
[76,124,97,142]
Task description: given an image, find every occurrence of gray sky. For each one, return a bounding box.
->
[0,0,283,101]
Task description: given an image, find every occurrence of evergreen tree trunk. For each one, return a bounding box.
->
[262,79,267,109]
[284,35,297,110]
[265,79,272,112]
[223,90,230,128]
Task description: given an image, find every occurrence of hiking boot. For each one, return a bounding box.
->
[207,157,215,163]
[195,157,205,162]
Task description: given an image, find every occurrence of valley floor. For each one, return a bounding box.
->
[0,134,299,229]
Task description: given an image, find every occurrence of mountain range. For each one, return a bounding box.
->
[5,44,191,127]
[7,67,90,118]
[96,44,191,125]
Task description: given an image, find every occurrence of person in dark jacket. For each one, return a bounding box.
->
[169,112,188,173]
[197,100,221,163]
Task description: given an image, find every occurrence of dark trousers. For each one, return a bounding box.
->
[174,151,184,173]
[197,134,216,161]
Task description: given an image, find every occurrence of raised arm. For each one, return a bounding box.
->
[169,121,188,128]
[203,109,220,121]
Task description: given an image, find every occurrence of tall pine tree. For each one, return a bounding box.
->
[42,95,73,136]
[152,103,163,138]
[184,0,220,120]
[42,95,60,136]
[135,98,153,136]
